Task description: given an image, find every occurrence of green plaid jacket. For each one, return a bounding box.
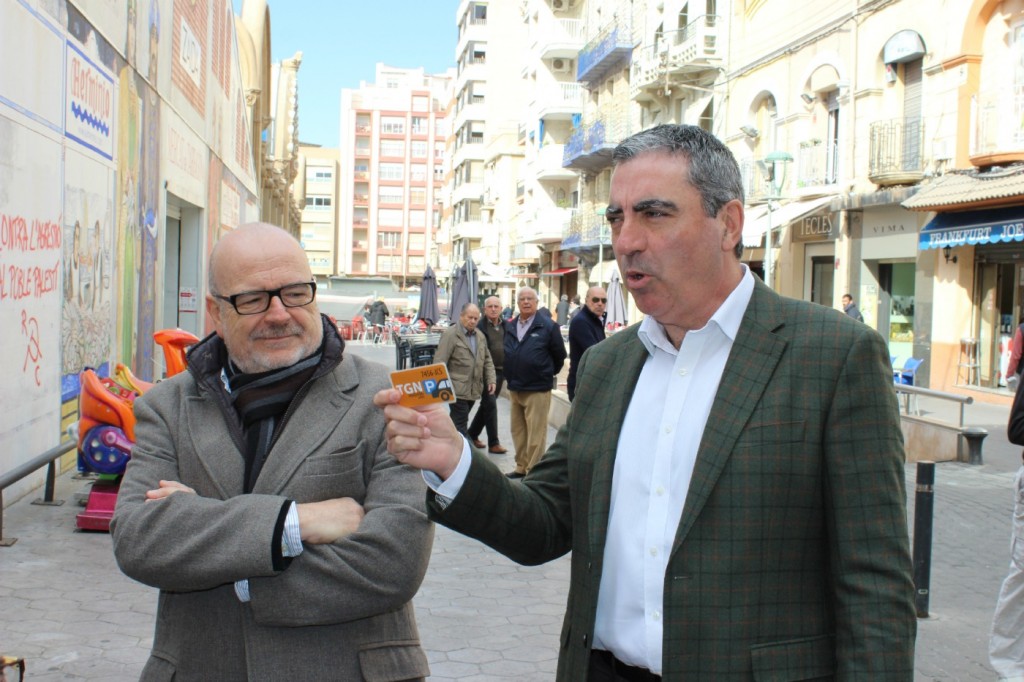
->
[431,280,916,680]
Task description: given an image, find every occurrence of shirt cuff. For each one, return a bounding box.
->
[234,579,250,602]
[281,502,303,557]
[422,437,473,508]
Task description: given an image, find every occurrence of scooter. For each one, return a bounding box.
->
[75,329,199,531]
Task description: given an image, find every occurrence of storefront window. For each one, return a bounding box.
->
[883,263,915,364]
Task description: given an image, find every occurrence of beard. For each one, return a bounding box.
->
[231,320,322,374]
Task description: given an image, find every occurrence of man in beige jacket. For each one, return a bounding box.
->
[433,302,495,438]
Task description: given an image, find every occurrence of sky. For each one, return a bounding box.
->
[233,0,460,148]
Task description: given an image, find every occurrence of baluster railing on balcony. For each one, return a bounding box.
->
[868,118,924,184]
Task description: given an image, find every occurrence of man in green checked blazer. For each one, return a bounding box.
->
[376,124,916,680]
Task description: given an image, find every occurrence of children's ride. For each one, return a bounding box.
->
[75,329,199,531]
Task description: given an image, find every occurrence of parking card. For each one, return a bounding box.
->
[390,363,457,407]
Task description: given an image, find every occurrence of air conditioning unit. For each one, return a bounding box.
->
[551,0,566,9]
[552,58,572,73]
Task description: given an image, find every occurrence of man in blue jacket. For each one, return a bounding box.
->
[503,286,566,478]
[567,285,607,401]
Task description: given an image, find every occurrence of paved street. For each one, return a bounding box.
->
[0,340,1020,680]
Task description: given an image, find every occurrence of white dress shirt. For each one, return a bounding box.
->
[592,266,754,673]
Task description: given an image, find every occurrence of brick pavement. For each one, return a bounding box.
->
[0,340,1018,680]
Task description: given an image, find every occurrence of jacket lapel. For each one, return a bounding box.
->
[187,396,245,498]
[252,364,357,495]
[588,328,649,559]
[671,282,788,555]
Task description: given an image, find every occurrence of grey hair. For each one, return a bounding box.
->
[460,301,479,313]
[612,125,746,257]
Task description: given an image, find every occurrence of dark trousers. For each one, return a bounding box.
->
[588,650,660,682]
[448,398,475,436]
[468,371,504,445]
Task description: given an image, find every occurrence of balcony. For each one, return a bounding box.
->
[353,193,369,205]
[533,17,585,60]
[665,16,720,75]
[630,45,667,102]
[868,118,925,186]
[521,207,575,244]
[510,242,542,264]
[535,82,584,120]
[796,139,839,189]
[355,124,371,135]
[453,141,486,168]
[738,157,774,203]
[577,21,633,87]
[971,87,1024,167]
[563,115,632,173]
[353,170,369,181]
[452,179,484,204]
[534,143,577,181]
[452,219,485,241]
[563,209,610,249]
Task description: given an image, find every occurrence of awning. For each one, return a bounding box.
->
[742,196,833,247]
[541,267,577,276]
[918,206,1024,250]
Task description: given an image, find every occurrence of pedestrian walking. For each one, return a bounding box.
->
[842,293,864,322]
[468,296,508,453]
[433,302,495,437]
[555,294,570,326]
[376,124,915,680]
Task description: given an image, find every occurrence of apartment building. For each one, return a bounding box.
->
[295,144,340,278]
[443,0,527,305]
[339,64,451,286]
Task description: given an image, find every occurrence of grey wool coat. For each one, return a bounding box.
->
[428,281,917,680]
[433,323,495,402]
[111,330,434,682]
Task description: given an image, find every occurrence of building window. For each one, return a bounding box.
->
[410,164,428,182]
[411,140,428,158]
[380,139,405,157]
[434,142,446,159]
[411,117,428,135]
[307,168,333,181]
[305,195,332,210]
[381,116,405,134]
[410,188,427,205]
[378,232,401,249]
[379,163,404,181]
[409,209,426,227]
[412,96,428,112]
[379,187,404,204]
[379,209,404,226]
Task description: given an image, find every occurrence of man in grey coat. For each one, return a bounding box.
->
[433,302,495,436]
[111,223,433,681]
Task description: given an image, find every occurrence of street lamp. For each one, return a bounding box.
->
[759,150,793,291]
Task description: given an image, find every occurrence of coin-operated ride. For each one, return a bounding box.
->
[75,329,199,531]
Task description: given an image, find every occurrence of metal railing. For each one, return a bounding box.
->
[869,118,924,178]
[0,440,76,546]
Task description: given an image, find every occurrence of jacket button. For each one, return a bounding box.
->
[582,634,588,647]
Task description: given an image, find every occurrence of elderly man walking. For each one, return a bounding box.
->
[468,296,508,454]
[501,287,566,478]
[433,302,495,437]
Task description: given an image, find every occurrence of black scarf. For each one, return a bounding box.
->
[225,344,322,492]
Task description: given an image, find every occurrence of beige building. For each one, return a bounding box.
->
[295,144,340,278]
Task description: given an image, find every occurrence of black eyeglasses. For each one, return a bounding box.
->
[213,281,317,315]
[591,297,607,304]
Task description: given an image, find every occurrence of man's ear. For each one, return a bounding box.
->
[206,295,224,336]
[719,199,744,253]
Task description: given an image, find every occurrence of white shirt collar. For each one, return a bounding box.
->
[636,264,755,356]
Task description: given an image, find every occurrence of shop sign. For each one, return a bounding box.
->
[792,211,839,243]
